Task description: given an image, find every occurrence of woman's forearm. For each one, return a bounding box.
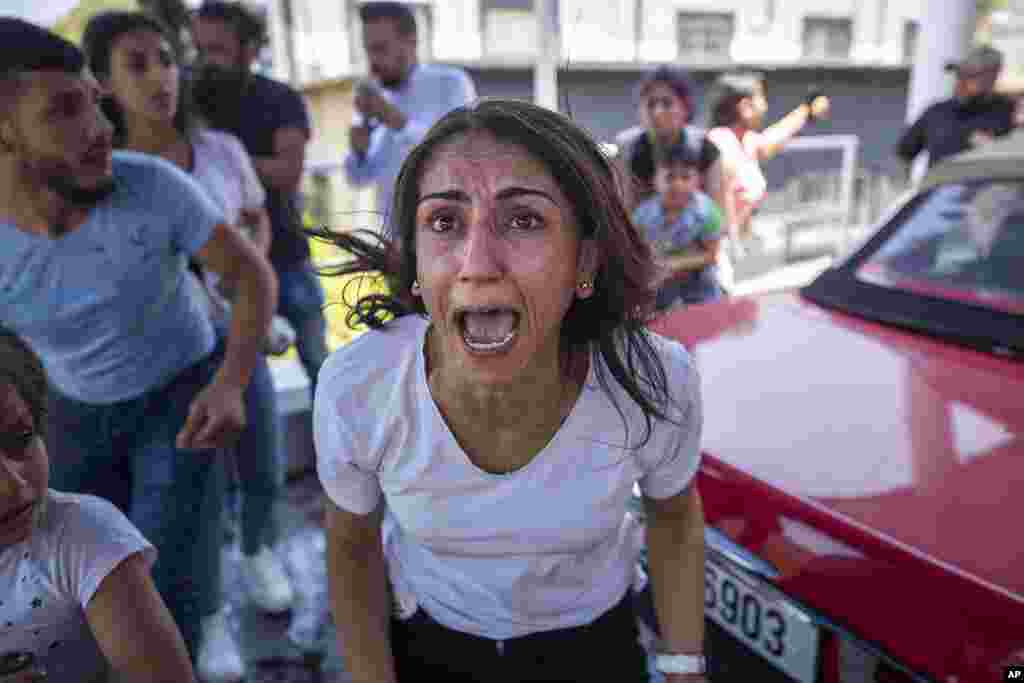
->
[645,487,706,655]
[326,521,399,683]
[760,105,811,159]
[663,251,712,273]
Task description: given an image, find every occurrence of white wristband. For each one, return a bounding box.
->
[654,653,706,675]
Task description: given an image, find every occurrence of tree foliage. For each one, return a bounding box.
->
[977,0,1010,19]
[51,0,139,45]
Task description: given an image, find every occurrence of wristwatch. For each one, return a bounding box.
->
[654,653,706,675]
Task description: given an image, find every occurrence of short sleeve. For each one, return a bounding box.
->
[631,200,658,232]
[57,495,156,609]
[276,86,312,136]
[226,134,266,211]
[313,355,384,515]
[701,200,723,240]
[638,341,703,500]
[158,159,225,255]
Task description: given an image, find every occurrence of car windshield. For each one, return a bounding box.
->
[856,180,1024,315]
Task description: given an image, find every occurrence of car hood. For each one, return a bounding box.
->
[650,294,1024,672]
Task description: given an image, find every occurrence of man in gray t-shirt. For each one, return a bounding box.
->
[0,19,277,663]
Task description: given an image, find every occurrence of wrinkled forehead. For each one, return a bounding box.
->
[3,68,97,122]
[417,131,557,194]
[21,68,98,100]
[641,82,683,103]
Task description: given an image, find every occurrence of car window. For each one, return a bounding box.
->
[856,181,1024,315]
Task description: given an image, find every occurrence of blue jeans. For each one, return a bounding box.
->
[47,342,226,661]
[654,267,724,311]
[276,264,328,393]
[225,354,284,555]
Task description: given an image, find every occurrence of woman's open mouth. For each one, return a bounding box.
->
[457,307,520,354]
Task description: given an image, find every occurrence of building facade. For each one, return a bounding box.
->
[267,0,926,83]
[260,0,935,230]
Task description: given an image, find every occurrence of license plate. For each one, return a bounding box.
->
[705,554,820,682]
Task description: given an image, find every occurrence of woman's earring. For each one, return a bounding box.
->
[577,279,594,296]
[411,280,422,296]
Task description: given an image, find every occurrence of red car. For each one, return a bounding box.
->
[642,134,1024,682]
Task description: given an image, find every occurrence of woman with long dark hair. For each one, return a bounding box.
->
[314,99,707,683]
[82,12,294,682]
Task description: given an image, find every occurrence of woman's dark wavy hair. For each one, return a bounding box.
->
[635,65,696,124]
[710,72,764,129]
[82,11,200,146]
[309,98,676,447]
[0,328,48,439]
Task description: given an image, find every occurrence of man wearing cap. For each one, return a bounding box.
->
[897,45,1016,169]
[0,17,276,664]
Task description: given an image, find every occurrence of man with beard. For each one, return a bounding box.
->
[0,17,277,666]
[897,46,1015,170]
[190,1,329,395]
[343,1,476,223]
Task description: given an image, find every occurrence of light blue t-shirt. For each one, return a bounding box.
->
[0,151,222,404]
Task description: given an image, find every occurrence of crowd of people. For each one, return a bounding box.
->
[2,0,1014,682]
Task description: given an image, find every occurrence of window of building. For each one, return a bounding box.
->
[903,20,920,63]
[348,1,434,72]
[802,16,853,60]
[480,0,537,57]
[677,12,734,62]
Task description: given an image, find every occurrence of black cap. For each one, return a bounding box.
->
[945,45,1003,76]
[0,17,84,74]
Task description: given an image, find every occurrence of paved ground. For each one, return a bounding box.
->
[218,471,349,683]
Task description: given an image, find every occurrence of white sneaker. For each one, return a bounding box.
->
[197,608,244,683]
[242,546,295,614]
[264,315,296,356]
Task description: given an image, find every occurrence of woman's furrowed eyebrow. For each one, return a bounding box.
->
[417,189,468,205]
[494,187,558,205]
[416,187,557,206]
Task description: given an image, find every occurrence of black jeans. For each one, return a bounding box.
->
[390,593,648,683]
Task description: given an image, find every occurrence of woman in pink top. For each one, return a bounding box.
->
[707,73,831,244]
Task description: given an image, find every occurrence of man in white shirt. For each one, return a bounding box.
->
[344,1,477,225]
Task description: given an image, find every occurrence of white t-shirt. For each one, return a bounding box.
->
[314,315,702,640]
[0,490,154,682]
[190,129,266,295]
[707,126,768,209]
[191,128,265,226]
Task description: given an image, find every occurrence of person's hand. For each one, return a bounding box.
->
[175,378,246,451]
[969,129,995,147]
[355,85,401,125]
[0,668,46,683]
[350,124,372,157]
[809,95,830,120]
[356,86,406,130]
